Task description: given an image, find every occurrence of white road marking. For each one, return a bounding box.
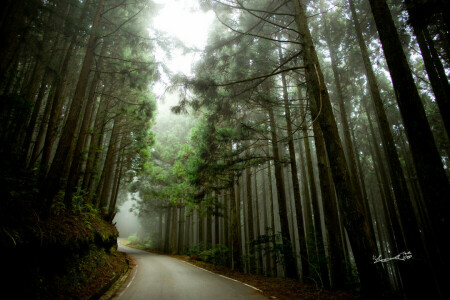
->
[179,260,263,293]
[118,265,138,298]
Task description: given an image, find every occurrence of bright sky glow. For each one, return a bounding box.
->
[151,0,215,97]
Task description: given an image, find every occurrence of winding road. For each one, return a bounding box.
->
[114,240,267,300]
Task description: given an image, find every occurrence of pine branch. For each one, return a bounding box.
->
[212,0,294,17]
[215,66,305,87]
[215,13,301,45]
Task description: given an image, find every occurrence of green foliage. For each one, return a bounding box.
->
[127,234,141,245]
[248,231,294,267]
[186,242,206,256]
[187,243,230,266]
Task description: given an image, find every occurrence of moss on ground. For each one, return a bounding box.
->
[1,202,128,299]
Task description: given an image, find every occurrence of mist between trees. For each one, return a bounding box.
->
[1,0,449,299]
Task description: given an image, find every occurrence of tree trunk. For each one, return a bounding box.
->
[254,169,264,274]
[366,0,450,261]
[171,205,178,254]
[260,164,270,275]
[108,150,124,218]
[321,2,368,222]
[311,113,347,290]
[40,0,105,214]
[267,103,299,279]
[82,91,109,195]
[246,166,256,273]
[98,124,120,214]
[164,207,171,253]
[300,101,329,289]
[292,1,392,297]
[199,204,204,246]
[178,205,185,254]
[207,199,213,249]
[404,0,450,136]
[231,176,243,271]
[266,148,277,277]
[364,0,449,297]
[280,64,309,282]
[214,193,220,247]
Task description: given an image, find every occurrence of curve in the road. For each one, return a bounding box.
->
[114,241,267,300]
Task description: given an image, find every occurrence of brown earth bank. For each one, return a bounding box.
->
[0,199,129,300]
[121,242,358,300]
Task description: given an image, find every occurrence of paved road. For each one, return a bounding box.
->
[114,241,267,300]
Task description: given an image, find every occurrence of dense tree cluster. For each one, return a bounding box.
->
[2,0,449,299]
[131,0,449,299]
[0,0,156,220]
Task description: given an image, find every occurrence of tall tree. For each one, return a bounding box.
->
[292,0,392,297]
[364,0,450,296]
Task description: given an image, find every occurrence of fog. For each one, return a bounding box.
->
[113,193,142,238]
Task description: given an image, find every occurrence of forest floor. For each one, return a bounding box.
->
[0,180,130,300]
[120,241,358,300]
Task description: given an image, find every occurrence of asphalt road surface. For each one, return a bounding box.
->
[114,241,267,300]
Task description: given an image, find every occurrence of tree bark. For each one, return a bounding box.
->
[40,0,105,214]
[365,0,450,261]
[266,147,277,277]
[246,166,256,273]
[280,64,309,282]
[64,40,108,205]
[267,103,298,279]
[293,1,392,297]
[364,0,449,297]
[98,123,120,214]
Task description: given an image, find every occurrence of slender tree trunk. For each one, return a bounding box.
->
[107,151,124,219]
[422,26,450,136]
[36,0,90,174]
[300,108,329,288]
[214,193,220,247]
[223,190,230,266]
[365,0,450,268]
[260,165,270,275]
[321,1,368,222]
[207,200,213,249]
[266,148,277,277]
[164,207,171,253]
[293,1,392,297]
[242,177,249,273]
[280,65,309,282]
[82,92,108,194]
[311,114,348,290]
[64,40,108,205]
[171,205,178,254]
[21,1,71,162]
[185,212,191,252]
[98,124,120,214]
[350,3,441,295]
[297,135,314,257]
[199,204,204,246]
[254,169,264,274]
[267,103,298,279]
[40,0,105,214]
[232,176,243,271]
[246,166,256,273]
[411,26,450,136]
[178,205,185,254]
[364,1,449,297]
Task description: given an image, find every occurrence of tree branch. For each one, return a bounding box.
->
[215,13,301,44]
[214,65,305,86]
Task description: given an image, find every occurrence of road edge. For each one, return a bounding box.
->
[94,255,134,300]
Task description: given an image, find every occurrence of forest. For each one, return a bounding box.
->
[0,0,449,299]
